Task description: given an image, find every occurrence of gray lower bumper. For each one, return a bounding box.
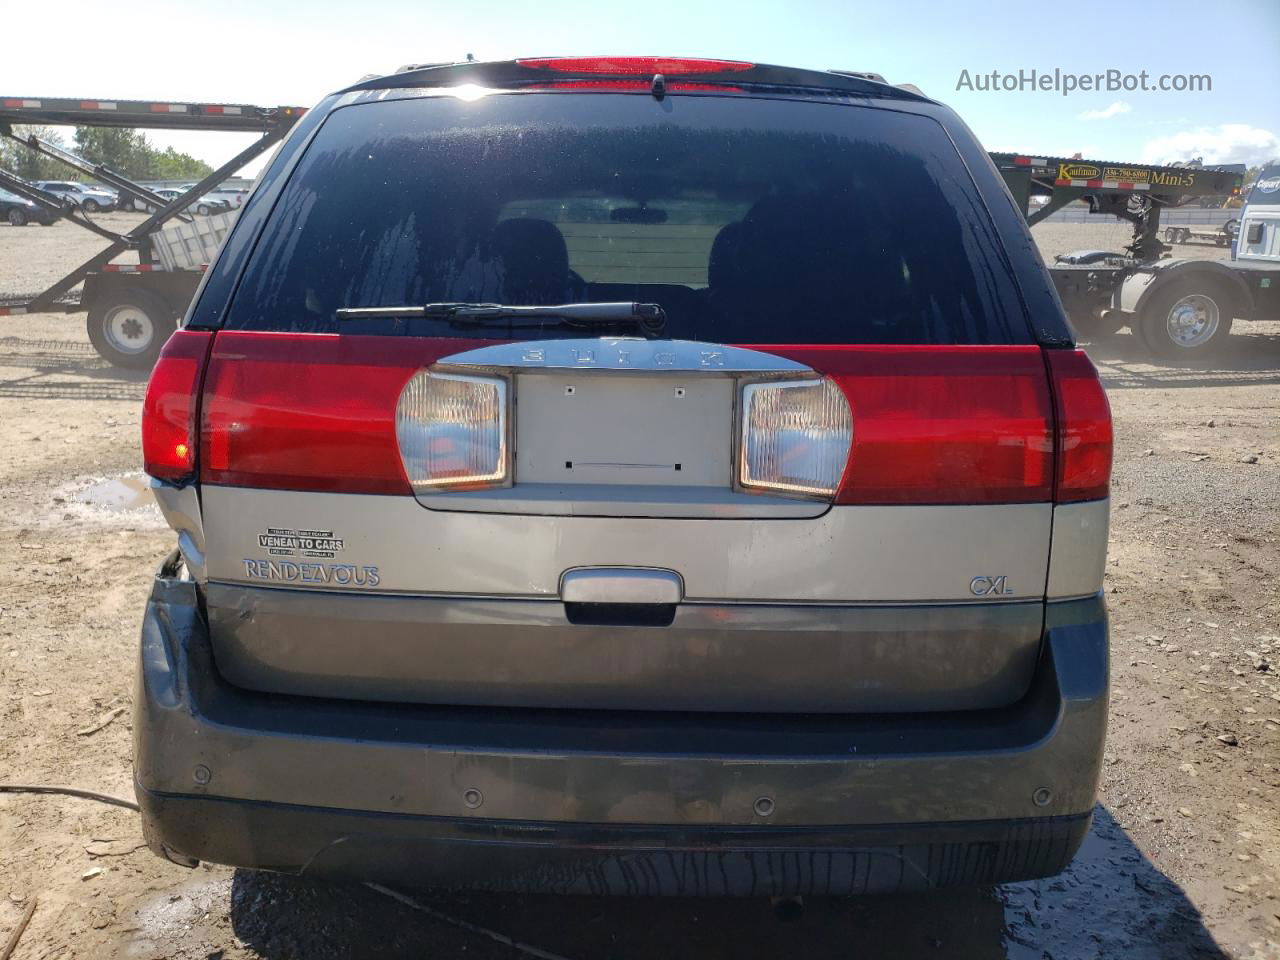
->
[134,554,1108,890]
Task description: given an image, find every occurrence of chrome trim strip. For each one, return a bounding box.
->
[437,338,812,374]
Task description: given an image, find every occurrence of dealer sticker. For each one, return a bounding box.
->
[256,527,345,558]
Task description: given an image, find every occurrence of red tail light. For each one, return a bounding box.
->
[759,346,1056,505]
[516,56,754,75]
[142,329,213,482]
[199,333,492,494]
[527,80,743,93]
[1046,349,1112,502]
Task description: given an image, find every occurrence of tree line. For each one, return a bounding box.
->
[0,126,212,182]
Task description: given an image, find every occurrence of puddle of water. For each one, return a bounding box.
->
[76,474,153,512]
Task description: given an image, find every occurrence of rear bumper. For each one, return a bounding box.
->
[136,784,1092,895]
[134,554,1109,892]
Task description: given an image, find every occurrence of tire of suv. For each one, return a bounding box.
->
[83,199,100,213]
[196,203,211,216]
[1138,276,1235,360]
[7,208,28,226]
[87,289,177,369]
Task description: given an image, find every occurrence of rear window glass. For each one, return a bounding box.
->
[226,93,1030,344]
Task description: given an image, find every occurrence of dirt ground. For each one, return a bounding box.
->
[0,219,1277,959]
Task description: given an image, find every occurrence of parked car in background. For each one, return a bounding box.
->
[0,188,59,226]
[207,186,247,208]
[34,180,117,212]
[177,183,248,210]
[141,188,231,216]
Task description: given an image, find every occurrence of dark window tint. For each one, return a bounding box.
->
[226,93,1030,344]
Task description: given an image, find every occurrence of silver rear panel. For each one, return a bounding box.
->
[202,486,1055,603]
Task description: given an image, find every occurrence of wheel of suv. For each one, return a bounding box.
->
[83,199,100,213]
[7,208,28,226]
[86,289,177,369]
[196,203,211,216]
[1138,277,1235,360]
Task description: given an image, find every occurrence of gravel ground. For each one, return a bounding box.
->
[0,220,1276,959]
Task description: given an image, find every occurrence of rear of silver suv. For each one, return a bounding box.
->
[134,57,1113,894]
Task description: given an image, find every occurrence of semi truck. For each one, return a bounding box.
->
[993,153,1278,358]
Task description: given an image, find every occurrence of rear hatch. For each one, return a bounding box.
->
[147,78,1110,713]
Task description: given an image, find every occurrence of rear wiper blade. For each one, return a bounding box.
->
[335,301,667,338]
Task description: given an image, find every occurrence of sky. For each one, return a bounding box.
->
[3,0,1278,177]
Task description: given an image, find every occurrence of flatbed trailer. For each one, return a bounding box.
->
[0,96,305,366]
[1163,222,1238,247]
[992,153,1278,358]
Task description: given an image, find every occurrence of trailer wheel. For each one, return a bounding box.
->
[1138,277,1235,360]
[87,289,177,369]
[7,208,29,226]
[1163,226,1179,243]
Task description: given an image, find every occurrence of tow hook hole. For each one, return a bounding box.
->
[1033,787,1052,807]
[754,795,775,818]
[462,787,484,809]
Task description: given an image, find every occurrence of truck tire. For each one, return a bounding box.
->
[86,288,177,369]
[1137,276,1235,360]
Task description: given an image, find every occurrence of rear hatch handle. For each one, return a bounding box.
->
[560,567,683,605]
[561,567,683,627]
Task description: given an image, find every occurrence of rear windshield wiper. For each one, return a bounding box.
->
[335,302,667,339]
